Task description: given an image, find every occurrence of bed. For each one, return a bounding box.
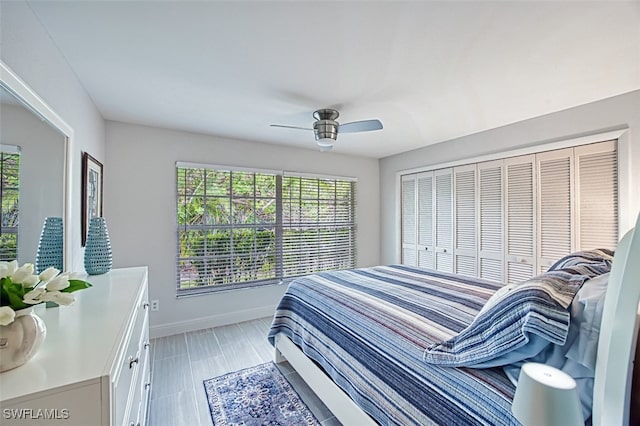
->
[268,213,640,425]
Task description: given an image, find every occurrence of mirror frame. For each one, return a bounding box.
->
[0,60,73,270]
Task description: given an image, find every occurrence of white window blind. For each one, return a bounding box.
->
[176,165,356,294]
[281,175,356,278]
[0,150,20,261]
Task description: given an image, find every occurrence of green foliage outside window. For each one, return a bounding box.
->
[0,152,19,261]
[176,166,356,292]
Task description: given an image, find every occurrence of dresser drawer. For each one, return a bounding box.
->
[127,320,150,426]
[138,336,152,426]
[113,291,149,426]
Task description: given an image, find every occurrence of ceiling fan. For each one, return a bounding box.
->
[270,109,383,151]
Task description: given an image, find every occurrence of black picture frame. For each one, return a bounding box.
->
[81,152,103,246]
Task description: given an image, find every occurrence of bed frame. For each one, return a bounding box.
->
[273,213,640,425]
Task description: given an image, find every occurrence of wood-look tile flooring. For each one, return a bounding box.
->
[148,317,342,425]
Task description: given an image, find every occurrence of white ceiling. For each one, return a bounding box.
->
[27,1,640,158]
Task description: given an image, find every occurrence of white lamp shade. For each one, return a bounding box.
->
[512,363,584,426]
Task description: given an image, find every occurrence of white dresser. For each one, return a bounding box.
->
[0,267,151,426]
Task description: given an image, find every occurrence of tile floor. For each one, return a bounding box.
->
[148,317,341,425]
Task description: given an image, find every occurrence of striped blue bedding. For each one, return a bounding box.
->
[268,265,521,425]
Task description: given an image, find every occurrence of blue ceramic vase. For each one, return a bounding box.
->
[84,217,112,275]
[35,217,63,274]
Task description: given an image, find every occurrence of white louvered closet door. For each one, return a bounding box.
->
[401,174,417,266]
[504,155,536,284]
[454,165,477,277]
[537,148,574,274]
[435,168,454,272]
[478,160,504,282]
[417,172,435,269]
[575,140,618,250]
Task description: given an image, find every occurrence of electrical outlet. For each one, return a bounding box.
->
[150,300,159,311]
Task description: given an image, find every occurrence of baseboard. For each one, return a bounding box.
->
[150,304,277,338]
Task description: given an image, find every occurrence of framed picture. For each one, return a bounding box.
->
[81,152,103,246]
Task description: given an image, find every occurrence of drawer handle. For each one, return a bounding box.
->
[129,355,139,369]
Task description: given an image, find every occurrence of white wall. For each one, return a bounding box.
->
[0,105,65,264]
[0,0,105,272]
[379,90,640,264]
[104,121,380,337]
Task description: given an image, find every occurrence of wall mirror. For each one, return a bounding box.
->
[0,61,72,269]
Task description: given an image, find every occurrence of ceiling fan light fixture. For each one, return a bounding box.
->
[319,144,333,152]
[317,137,335,147]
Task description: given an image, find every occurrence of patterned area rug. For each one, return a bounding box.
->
[203,362,321,425]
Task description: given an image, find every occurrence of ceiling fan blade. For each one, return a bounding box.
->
[338,119,383,133]
[270,124,313,131]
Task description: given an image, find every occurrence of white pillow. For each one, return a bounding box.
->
[566,272,610,371]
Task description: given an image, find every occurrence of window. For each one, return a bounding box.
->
[176,163,356,294]
[0,147,20,261]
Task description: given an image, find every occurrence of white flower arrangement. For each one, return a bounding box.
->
[0,261,92,326]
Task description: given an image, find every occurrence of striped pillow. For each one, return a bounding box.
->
[547,249,614,273]
[423,269,593,368]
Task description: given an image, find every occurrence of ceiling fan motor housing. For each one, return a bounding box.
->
[314,120,338,142]
[313,109,339,142]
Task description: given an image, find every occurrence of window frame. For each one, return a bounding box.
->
[176,162,357,296]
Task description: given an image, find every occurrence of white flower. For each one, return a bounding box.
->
[42,291,75,306]
[11,263,35,284]
[39,267,60,282]
[23,287,47,304]
[0,306,16,326]
[0,260,18,279]
[46,274,70,292]
[21,275,40,288]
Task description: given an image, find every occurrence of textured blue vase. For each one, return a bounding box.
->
[35,217,64,274]
[84,217,112,275]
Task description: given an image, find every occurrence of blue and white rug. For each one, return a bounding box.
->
[203,362,321,425]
